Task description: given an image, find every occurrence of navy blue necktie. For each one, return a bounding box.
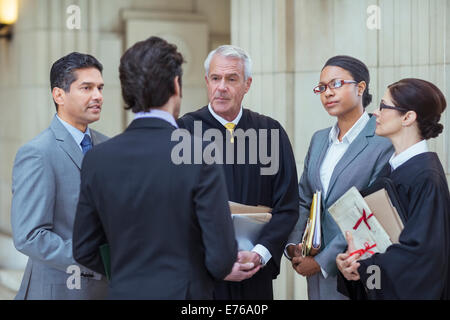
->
[80,134,93,155]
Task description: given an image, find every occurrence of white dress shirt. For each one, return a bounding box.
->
[320,112,370,198]
[134,109,178,128]
[208,103,243,126]
[207,104,270,266]
[56,115,91,152]
[389,139,428,171]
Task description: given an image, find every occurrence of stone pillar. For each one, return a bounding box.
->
[445,0,450,182]
[231,0,301,300]
[121,10,210,124]
[230,0,449,300]
[0,0,124,234]
[231,0,296,140]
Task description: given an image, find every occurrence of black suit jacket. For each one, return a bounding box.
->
[73,118,237,299]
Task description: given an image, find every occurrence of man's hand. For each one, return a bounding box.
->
[336,231,361,281]
[287,243,302,260]
[237,251,262,266]
[224,251,262,282]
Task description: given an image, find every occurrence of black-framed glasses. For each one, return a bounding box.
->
[313,79,358,94]
[379,102,409,113]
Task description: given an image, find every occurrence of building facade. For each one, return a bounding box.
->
[0,0,448,299]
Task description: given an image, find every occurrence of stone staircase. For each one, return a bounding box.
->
[0,232,26,300]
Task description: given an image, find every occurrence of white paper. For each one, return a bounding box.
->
[312,191,321,248]
[328,187,392,259]
[231,214,270,251]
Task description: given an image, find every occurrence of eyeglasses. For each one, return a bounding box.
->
[379,102,409,113]
[313,79,358,94]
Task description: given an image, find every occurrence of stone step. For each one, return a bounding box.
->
[0,269,23,293]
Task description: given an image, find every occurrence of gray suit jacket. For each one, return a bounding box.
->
[11,115,109,300]
[287,116,394,278]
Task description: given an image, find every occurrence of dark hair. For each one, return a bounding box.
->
[50,52,103,110]
[119,36,185,113]
[388,78,446,139]
[323,55,372,108]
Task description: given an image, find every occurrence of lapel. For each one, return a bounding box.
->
[50,116,83,170]
[313,131,331,191]
[90,129,104,146]
[325,116,376,201]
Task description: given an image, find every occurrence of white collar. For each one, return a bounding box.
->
[134,109,178,128]
[208,103,243,127]
[56,114,91,148]
[389,140,429,170]
[328,112,370,144]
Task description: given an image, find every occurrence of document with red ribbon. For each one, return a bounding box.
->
[328,187,392,259]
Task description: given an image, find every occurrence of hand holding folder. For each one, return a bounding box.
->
[328,186,404,259]
[301,191,321,257]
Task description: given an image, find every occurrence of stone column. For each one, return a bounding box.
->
[231,0,300,300]
[230,0,449,300]
[0,0,123,234]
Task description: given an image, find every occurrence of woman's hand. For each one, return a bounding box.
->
[289,243,321,277]
[293,255,321,277]
[336,231,361,281]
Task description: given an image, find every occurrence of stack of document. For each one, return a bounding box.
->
[328,187,403,259]
[229,201,272,251]
[301,191,321,257]
[363,188,404,243]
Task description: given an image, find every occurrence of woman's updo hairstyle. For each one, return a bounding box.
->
[388,78,446,139]
[323,55,372,108]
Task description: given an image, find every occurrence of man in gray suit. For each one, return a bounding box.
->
[11,52,109,299]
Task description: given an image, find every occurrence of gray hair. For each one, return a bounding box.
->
[204,45,253,80]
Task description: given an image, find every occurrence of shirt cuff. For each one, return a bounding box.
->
[321,267,328,279]
[252,244,272,266]
[283,243,297,260]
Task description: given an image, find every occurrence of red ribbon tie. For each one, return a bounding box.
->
[353,209,374,230]
[349,242,377,257]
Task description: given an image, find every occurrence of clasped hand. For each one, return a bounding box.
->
[224,251,262,282]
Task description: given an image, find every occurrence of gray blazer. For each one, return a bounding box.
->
[11,115,109,300]
[287,116,393,298]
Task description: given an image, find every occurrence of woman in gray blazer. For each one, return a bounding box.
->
[285,55,394,299]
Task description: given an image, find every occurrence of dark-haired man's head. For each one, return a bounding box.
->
[50,52,104,132]
[119,36,185,119]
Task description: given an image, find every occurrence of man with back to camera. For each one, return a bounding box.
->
[11,52,109,299]
[72,36,239,299]
[177,45,299,300]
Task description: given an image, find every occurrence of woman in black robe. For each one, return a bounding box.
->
[336,78,450,299]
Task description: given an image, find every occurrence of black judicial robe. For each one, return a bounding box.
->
[178,106,299,299]
[337,152,450,299]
